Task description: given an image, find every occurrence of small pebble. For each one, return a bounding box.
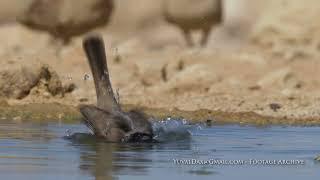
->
[43,92,51,98]
[114,55,122,63]
[206,119,213,127]
[79,98,89,102]
[269,103,282,112]
[13,116,22,122]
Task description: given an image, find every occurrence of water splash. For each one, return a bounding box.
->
[152,117,192,142]
[188,123,208,136]
[65,117,194,143]
[65,129,72,137]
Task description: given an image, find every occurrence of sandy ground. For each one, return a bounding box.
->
[1,0,320,125]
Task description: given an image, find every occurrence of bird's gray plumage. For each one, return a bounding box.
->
[80,35,153,143]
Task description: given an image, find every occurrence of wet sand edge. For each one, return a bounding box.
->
[1,103,320,126]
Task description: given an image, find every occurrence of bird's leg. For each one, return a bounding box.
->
[48,37,64,57]
[182,29,194,47]
[200,26,212,47]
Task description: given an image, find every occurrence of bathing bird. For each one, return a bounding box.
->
[163,0,223,47]
[80,35,154,143]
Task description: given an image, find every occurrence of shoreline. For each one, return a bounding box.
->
[1,103,320,126]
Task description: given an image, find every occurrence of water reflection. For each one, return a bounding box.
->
[0,122,54,142]
[66,132,192,180]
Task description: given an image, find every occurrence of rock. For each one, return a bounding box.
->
[40,65,63,96]
[63,83,76,93]
[315,155,320,162]
[40,65,77,97]
[18,0,114,43]
[0,64,75,99]
[0,64,42,99]
[163,0,222,47]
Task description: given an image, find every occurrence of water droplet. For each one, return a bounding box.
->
[83,73,91,81]
[182,119,187,125]
[65,129,72,137]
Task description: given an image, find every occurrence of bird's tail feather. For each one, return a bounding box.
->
[82,35,120,112]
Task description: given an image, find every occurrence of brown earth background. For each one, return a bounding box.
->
[1,0,320,125]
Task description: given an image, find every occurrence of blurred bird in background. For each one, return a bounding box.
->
[163,0,223,47]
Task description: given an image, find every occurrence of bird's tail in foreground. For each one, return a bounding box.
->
[82,35,120,112]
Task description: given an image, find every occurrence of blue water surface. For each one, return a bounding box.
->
[0,119,319,180]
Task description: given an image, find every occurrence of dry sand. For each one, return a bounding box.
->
[1,0,320,125]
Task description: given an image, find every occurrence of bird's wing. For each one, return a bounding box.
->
[79,104,113,137]
[79,104,132,137]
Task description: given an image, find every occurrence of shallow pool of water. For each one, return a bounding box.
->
[0,119,319,180]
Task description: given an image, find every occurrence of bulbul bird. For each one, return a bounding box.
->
[18,0,114,44]
[80,35,154,143]
[163,0,223,47]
